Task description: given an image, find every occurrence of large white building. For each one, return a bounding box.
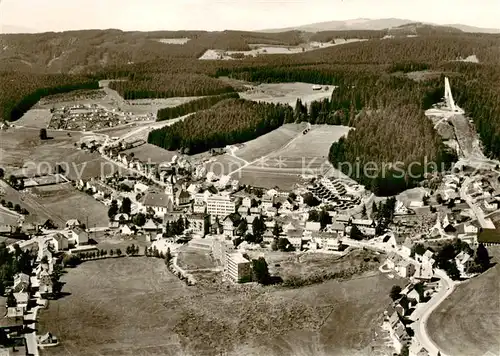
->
[206,194,236,218]
[225,252,252,283]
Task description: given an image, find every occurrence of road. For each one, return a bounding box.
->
[412,269,455,356]
[460,176,495,229]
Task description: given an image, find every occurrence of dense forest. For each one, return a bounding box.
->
[0,71,99,121]
[148,98,294,154]
[108,73,236,99]
[157,92,240,121]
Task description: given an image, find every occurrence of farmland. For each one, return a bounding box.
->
[240,82,335,107]
[38,256,397,356]
[427,247,500,356]
[230,125,351,189]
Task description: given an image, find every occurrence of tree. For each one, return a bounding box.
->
[400,344,409,356]
[6,201,13,209]
[237,219,248,236]
[120,197,132,214]
[446,260,461,280]
[110,249,114,257]
[361,204,367,217]
[390,285,402,301]
[116,248,122,257]
[303,192,320,207]
[108,200,118,220]
[39,128,47,140]
[0,167,4,179]
[350,225,365,241]
[475,243,490,271]
[13,204,21,212]
[165,247,172,265]
[422,195,430,206]
[319,209,331,230]
[272,221,282,238]
[132,213,146,227]
[252,257,270,284]
[252,215,266,239]
[436,194,444,204]
[6,292,16,307]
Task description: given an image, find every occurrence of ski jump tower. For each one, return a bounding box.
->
[444,77,464,114]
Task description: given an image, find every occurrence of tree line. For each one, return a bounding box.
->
[157,92,240,121]
[148,98,294,154]
[108,73,236,100]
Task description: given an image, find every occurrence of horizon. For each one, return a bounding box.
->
[1,0,499,33]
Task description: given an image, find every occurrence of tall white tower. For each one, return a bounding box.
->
[444,77,464,114]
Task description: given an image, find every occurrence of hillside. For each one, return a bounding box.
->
[263,18,500,34]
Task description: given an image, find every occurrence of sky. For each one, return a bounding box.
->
[0,0,499,33]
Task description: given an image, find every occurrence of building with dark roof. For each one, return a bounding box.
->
[478,228,500,245]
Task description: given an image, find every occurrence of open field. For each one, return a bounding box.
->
[205,154,245,176]
[38,254,398,356]
[127,96,203,112]
[121,143,177,165]
[427,246,500,356]
[29,183,109,227]
[14,108,52,128]
[0,127,129,180]
[231,125,350,189]
[234,123,308,162]
[239,82,335,107]
[177,246,216,271]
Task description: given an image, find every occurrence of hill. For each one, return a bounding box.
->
[263,18,500,34]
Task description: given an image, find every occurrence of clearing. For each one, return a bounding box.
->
[232,125,351,189]
[14,108,52,129]
[176,246,216,271]
[239,82,335,107]
[39,255,398,356]
[427,246,500,356]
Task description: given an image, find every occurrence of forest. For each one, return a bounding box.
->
[157,92,240,121]
[108,73,236,99]
[148,98,294,154]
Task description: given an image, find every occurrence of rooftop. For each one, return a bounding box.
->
[227,252,250,264]
[478,228,500,244]
[143,191,172,208]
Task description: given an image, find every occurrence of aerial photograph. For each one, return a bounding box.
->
[0,0,499,355]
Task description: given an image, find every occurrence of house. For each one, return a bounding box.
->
[134,182,149,194]
[334,214,351,224]
[464,223,479,235]
[313,232,341,250]
[263,229,274,244]
[327,222,345,236]
[264,206,277,217]
[393,321,412,348]
[238,206,249,216]
[244,215,257,235]
[114,213,130,223]
[142,191,173,217]
[71,227,88,245]
[250,207,261,215]
[13,292,29,311]
[210,219,223,235]
[65,219,82,229]
[120,224,136,236]
[414,262,434,281]
[305,221,321,232]
[261,195,274,209]
[217,175,231,189]
[223,215,239,238]
[50,233,69,251]
[455,251,473,276]
[0,224,14,236]
[285,229,303,250]
[396,260,415,278]
[176,189,191,206]
[143,219,161,232]
[13,273,30,293]
[386,252,404,270]
[187,213,209,236]
[242,197,252,208]
[401,237,413,257]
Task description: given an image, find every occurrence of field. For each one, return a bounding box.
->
[231,125,351,189]
[239,82,335,107]
[176,246,216,271]
[14,108,52,128]
[29,183,109,227]
[127,96,203,112]
[38,254,398,356]
[234,123,308,162]
[427,246,500,356]
[121,143,177,165]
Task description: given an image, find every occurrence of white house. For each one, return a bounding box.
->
[142,191,173,217]
[50,233,69,251]
[13,273,30,293]
[401,237,413,257]
[65,219,82,229]
[71,227,88,246]
[120,224,135,236]
[396,260,415,278]
[261,195,274,209]
[134,182,149,194]
[242,197,252,208]
[455,251,473,276]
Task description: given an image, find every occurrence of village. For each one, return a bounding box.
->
[0,75,498,356]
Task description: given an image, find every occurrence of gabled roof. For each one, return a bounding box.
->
[142,191,172,208]
[143,219,159,230]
